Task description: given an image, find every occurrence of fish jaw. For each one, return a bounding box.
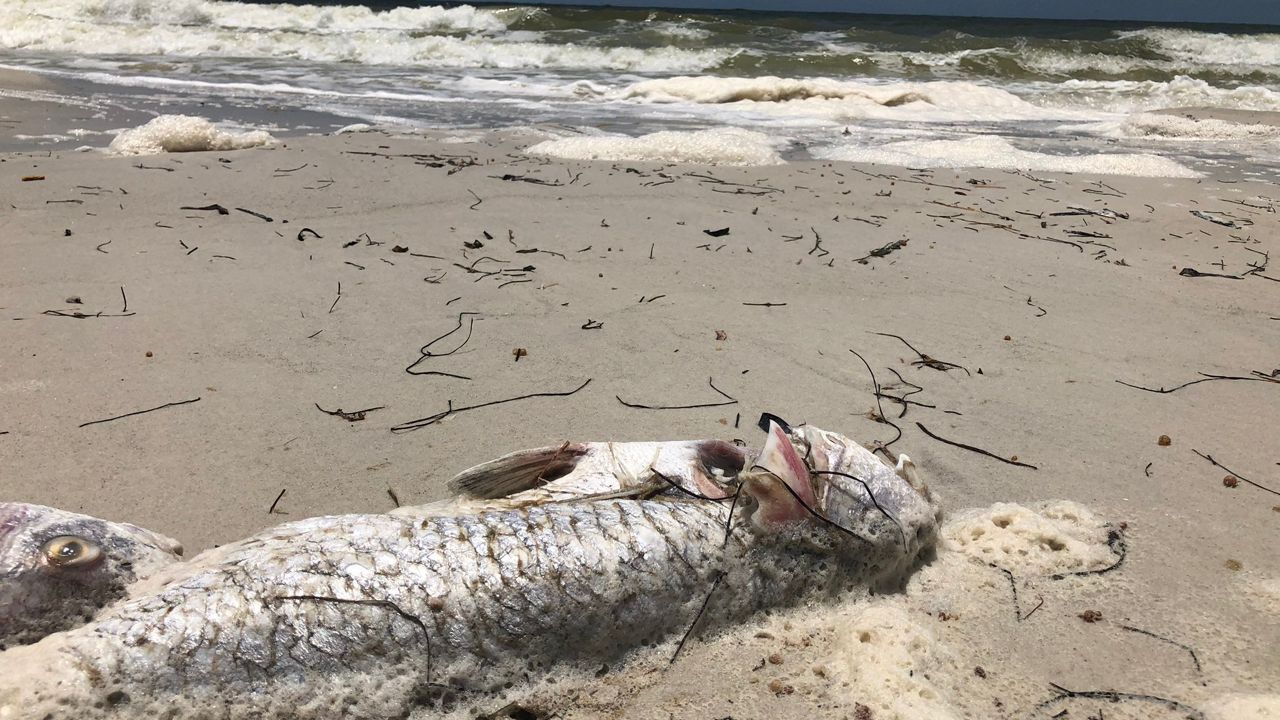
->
[742,421,819,531]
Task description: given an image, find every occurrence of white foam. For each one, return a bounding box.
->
[941,501,1120,576]
[1065,112,1280,142]
[526,128,784,166]
[835,604,960,720]
[1037,76,1280,115]
[816,135,1199,178]
[1204,694,1280,720]
[106,114,273,155]
[1122,28,1280,70]
[616,76,1084,123]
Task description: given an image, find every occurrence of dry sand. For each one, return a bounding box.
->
[1,110,1278,719]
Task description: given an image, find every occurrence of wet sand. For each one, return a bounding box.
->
[1,115,1277,718]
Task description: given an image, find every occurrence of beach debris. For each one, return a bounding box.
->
[1180,267,1242,279]
[20,175,44,182]
[1223,476,1239,488]
[391,379,592,433]
[616,377,737,410]
[180,203,229,215]
[581,319,603,330]
[296,228,322,241]
[854,238,908,263]
[405,312,478,379]
[1192,450,1279,497]
[703,227,730,237]
[314,403,385,422]
[715,330,727,341]
[1078,610,1103,623]
[873,332,971,375]
[78,397,201,429]
[512,347,528,362]
[268,488,287,515]
[916,422,1037,469]
[1158,435,1172,446]
[1117,370,1279,394]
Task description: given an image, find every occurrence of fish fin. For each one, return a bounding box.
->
[745,421,817,530]
[448,443,589,499]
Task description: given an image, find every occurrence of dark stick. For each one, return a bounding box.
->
[1115,372,1279,394]
[742,302,786,307]
[119,286,128,314]
[915,422,1038,469]
[1117,625,1202,675]
[669,571,726,665]
[849,349,903,453]
[405,312,479,378]
[467,190,482,211]
[95,240,111,254]
[268,488,287,514]
[314,403,386,422]
[390,379,592,433]
[616,377,736,410]
[1191,450,1279,497]
[80,397,201,428]
[872,332,970,375]
[387,488,401,508]
[1050,526,1126,578]
[328,282,342,314]
[235,207,274,222]
[1036,684,1204,720]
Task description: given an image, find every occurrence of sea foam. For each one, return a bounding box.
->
[107,115,273,155]
[525,128,784,166]
[816,135,1199,178]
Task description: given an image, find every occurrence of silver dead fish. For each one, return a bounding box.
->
[0,423,940,719]
[0,503,184,650]
[0,440,749,644]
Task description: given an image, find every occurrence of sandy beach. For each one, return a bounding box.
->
[2,96,1278,718]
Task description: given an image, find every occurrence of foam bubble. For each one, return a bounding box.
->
[835,604,959,720]
[526,128,784,166]
[1067,112,1280,142]
[815,135,1199,178]
[1204,694,1280,720]
[941,501,1120,576]
[107,115,273,155]
[616,76,1081,123]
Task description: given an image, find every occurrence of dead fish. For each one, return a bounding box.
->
[395,438,751,517]
[0,503,184,650]
[0,423,939,719]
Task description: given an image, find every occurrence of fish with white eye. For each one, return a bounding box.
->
[0,504,184,649]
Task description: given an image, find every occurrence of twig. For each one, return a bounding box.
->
[390,379,592,433]
[80,397,202,428]
[315,403,386,422]
[616,377,736,410]
[873,332,970,375]
[268,488,287,514]
[915,422,1037,469]
[1036,684,1204,720]
[849,349,902,453]
[1115,372,1278,394]
[468,190,482,210]
[405,312,479,379]
[742,302,786,307]
[1191,450,1279,497]
[119,286,128,314]
[670,571,726,664]
[328,282,342,314]
[1118,625,1202,675]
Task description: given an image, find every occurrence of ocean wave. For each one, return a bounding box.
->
[1120,27,1280,69]
[1061,111,1280,142]
[0,3,727,71]
[1033,76,1280,114]
[614,76,1088,122]
[814,135,1199,177]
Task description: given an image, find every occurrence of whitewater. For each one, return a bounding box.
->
[2,0,1279,175]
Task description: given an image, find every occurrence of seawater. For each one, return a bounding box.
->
[2,0,1278,175]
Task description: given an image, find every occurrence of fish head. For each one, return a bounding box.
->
[0,502,183,648]
[741,422,941,572]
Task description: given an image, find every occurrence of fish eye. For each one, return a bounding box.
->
[41,536,104,569]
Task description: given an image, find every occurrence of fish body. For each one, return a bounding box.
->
[0,503,184,650]
[0,424,940,719]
